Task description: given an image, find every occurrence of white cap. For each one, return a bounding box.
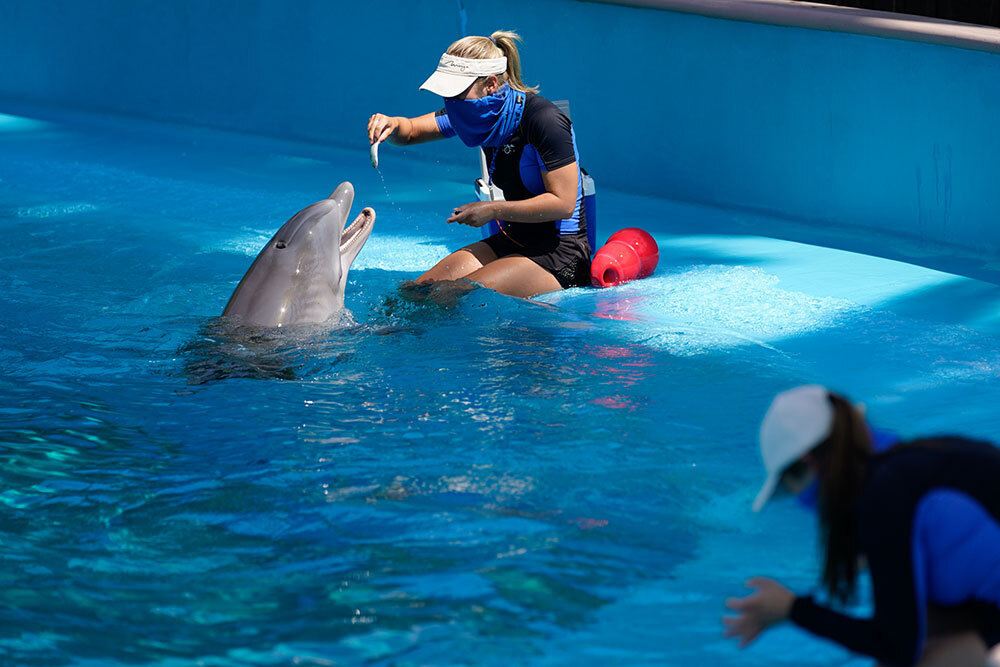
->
[752,385,834,512]
[419,53,507,98]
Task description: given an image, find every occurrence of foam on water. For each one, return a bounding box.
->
[210,228,278,256]
[352,235,451,272]
[546,264,861,356]
[16,202,97,218]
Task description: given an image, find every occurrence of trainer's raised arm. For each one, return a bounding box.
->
[367,112,443,146]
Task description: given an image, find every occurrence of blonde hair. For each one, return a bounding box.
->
[445,30,539,94]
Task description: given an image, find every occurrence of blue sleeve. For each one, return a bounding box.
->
[914,489,1000,606]
[434,109,456,139]
[870,427,900,453]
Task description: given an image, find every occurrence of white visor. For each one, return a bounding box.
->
[419,54,507,97]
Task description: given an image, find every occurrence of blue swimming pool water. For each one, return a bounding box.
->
[3,105,1000,666]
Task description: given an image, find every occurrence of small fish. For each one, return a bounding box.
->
[370,141,380,169]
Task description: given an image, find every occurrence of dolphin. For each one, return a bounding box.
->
[223,181,375,327]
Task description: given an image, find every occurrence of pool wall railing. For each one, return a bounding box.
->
[2,0,999,274]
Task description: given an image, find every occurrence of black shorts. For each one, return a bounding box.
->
[481,222,591,289]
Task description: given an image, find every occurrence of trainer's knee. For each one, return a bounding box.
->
[463,241,498,266]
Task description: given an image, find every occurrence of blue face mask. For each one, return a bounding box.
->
[443,84,525,148]
[796,477,820,511]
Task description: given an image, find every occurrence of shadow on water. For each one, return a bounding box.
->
[179,280,492,386]
[876,276,1000,332]
[180,312,371,385]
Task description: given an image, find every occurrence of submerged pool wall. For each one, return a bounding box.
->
[2,0,999,263]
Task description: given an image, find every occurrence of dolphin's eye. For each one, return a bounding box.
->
[275,241,287,249]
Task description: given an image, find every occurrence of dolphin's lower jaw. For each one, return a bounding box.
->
[334,206,376,300]
[342,207,376,255]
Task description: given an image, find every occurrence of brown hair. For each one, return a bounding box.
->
[813,392,873,602]
[445,30,539,94]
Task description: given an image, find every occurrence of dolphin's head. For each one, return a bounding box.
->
[223,182,375,327]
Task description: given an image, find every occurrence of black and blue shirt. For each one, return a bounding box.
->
[435,93,586,241]
[791,436,1000,665]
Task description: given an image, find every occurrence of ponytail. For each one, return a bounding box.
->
[445,30,539,94]
[490,31,539,94]
[814,392,873,603]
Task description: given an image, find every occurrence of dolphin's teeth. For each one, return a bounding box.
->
[341,210,374,252]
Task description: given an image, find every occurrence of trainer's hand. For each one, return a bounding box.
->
[368,113,398,145]
[723,577,795,648]
[447,202,499,228]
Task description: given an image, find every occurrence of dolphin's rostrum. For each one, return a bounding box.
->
[223,182,375,327]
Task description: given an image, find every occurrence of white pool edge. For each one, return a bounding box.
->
[583,0,1000,54]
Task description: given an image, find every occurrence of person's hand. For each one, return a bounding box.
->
[723,577,795,648]
[447,202,499,228]
[368,113,398,145]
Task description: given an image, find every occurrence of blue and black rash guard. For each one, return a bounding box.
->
[790,437,1000,666]
[435,94,587,245]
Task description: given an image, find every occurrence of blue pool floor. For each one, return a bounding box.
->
[2,104,1000,665]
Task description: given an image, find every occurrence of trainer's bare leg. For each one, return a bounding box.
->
[417,241,497,283]
[465,255,562,298]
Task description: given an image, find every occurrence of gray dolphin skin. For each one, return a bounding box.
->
[223,181,375,327]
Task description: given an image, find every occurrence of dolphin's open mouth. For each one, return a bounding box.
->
[341,206,375,253]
